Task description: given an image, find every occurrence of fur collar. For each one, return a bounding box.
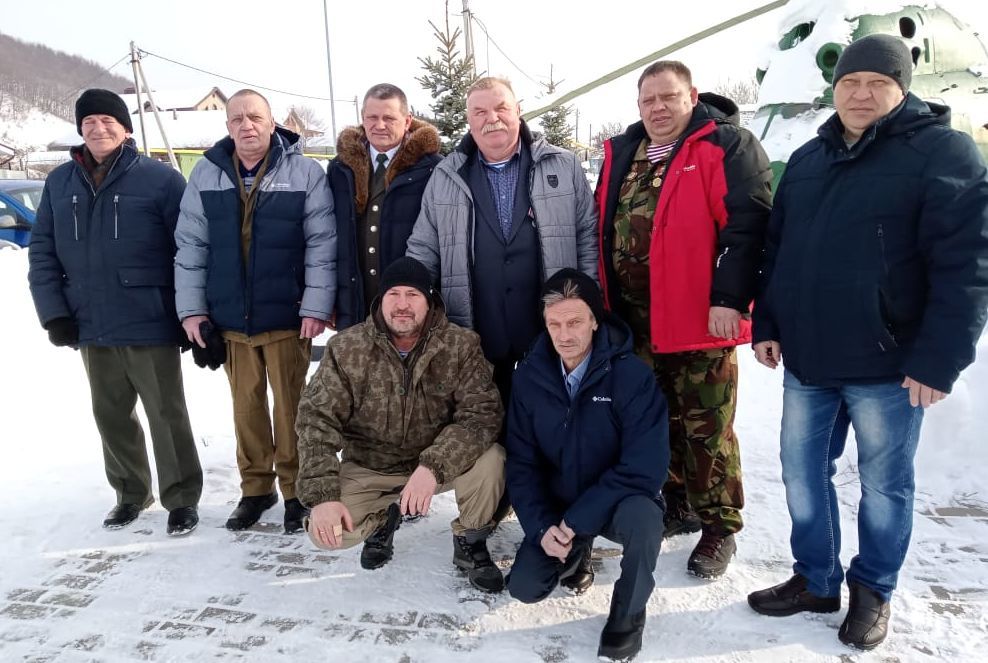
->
[336,118,441,214]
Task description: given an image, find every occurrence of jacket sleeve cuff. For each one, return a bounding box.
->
[298,477,341,509]
[417,456,446,486]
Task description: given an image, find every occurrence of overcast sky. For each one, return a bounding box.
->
[3,0,986,143]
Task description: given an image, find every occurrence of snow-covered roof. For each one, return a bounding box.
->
[49,110,229,150]
[119,87,227,113]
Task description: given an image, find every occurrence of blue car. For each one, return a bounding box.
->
[0,179,45,249]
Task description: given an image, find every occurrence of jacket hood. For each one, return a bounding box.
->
[819,92,950,148]
[335,118,441,213]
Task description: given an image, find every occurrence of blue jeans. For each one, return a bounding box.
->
[780,371,924,602]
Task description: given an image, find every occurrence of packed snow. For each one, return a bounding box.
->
[1,246,986,663]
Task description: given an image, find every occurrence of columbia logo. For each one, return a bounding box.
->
[592,396,612,402]
[682,165,697,172]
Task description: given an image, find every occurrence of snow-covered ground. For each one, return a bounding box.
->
[1,248,986,662]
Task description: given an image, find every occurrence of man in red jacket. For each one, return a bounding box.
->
[595,60,772,578]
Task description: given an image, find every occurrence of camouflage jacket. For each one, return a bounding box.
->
[295,304,503,506]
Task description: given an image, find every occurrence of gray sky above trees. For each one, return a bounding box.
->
[3,0,985,140]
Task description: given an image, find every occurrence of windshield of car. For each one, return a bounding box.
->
[5,185,44,212]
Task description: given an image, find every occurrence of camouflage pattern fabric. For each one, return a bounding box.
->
[294,307,503,507]
[627,304,745,535]
[612,139,665,310]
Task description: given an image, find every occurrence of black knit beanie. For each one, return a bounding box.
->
[542,268,604,322]
[833,34,913,93]
[379,257,434,302]
[75,89,133,135]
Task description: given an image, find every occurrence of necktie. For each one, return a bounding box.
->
[373,153,388,185]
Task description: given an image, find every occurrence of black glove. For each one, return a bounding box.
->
[191,320,227,370]
[46,317,79,348]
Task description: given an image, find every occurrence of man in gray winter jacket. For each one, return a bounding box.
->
[406,76,598,404]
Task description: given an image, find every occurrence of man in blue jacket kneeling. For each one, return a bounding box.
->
[505,268,670,661]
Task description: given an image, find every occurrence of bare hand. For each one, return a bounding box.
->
[300,317,327,339]
[399,466,438,517]
[754,340,782,369]
[540,524,573,563]
[308,501,353,549]
[708,306,742,339]
[181,315,210,348]
[902,376,946,408]
[327,311,337,331]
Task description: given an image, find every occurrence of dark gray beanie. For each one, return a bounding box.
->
[379,256,434,301]
[833,34,913,92]
[75,89,133,135]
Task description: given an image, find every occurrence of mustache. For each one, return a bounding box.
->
[482,121,507,134]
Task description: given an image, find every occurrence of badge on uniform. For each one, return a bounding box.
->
[547,174,558,188]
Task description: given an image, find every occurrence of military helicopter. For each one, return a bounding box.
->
[524,0,988,187]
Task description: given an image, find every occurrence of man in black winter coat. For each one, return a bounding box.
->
[748,35,988,651]
[28,89,202,536]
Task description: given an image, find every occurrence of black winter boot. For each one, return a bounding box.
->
[559,538,595,595]
[360,503,402,570]
[839,582,891,650]
[748,573,841,616]
[686,530,736,579]
[453,528,504,593]
[663,495,702,539]
[598,603,646,661]
[225,493,278,531]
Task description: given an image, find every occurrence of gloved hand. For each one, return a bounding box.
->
[46,317,79,348]
[191,320,226,370]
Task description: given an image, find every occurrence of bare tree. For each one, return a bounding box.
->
[591,122,624,155]
[286,104,328,148]
[713,77,760,105]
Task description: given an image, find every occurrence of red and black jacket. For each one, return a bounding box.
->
[595,93,772,353]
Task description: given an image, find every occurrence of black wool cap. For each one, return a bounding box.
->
[379,257,434,301]
[833,34,913,93]
[542,268,605,322]
[75,89,133,135]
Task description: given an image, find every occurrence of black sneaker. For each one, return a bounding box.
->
[663,498,702,539]
[559,538,595,595]
[283,498,308,534]
[748,574,841,616]
[598,607,646,661]
[453,531,505,593]
[166,506,199,536]
[687,531,736,579]
[103,498,153,529]
[838,582,891,650]
[360,503,402,570]
[225,493,278,531]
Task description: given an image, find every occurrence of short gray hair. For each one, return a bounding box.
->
[362,83,409,115]
[542,279,590,315]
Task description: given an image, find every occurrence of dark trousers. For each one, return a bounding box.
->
[507,495,663,619]
[80,346,203,510]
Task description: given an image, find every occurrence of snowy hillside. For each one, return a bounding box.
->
[0,96,75,152]
[1,248,986,662]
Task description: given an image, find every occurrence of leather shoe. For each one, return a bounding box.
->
[687,531,736,579]
[225,493,278,531]
[283,498,308,534]
[559,538,594,595]
[166,506,199,536]
[361,503,402,570]
[102,499,152,529]
[598,607,646,661]
[748,573,840,616]
[839,582,891,650]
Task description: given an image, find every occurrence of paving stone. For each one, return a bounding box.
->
[417,612,466,631]
[66,633,104,651]
[220,635,267,651]
[195,606,256,624]
[930,602,965,616]
[46,574,101,590]
[135,640,163,659]
[157,621,216,639]
[377,628,419,645]
[274,565,315,577]
[359,610,418,626]
[0,603,57,620]
[41,592,95,608]
[261,617,310,632]
[6,588,45,603]
[207,594,245,607]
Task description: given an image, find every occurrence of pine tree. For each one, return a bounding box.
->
[537,67,574,150]
[416,1,477,154]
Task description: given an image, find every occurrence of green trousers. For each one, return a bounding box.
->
[80,346,203,510]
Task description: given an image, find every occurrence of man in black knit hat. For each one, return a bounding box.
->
[28,89,203,536]
[748,33,988,650]
[295,257,507,592]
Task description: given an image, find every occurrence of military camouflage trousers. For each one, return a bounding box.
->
[630,321,745,534]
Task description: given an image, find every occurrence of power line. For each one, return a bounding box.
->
[469,15,540,85]
[137,47,353,103]
[60,53,130,102]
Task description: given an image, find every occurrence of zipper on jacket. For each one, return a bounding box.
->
[877,224,888,277]
[113,194,120,239]
[716,246,729,269]
[72,195,79,241]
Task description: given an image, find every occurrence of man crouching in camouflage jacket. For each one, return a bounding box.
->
[296,256,506,592]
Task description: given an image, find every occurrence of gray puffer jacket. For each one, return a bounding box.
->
[406,121,598,329]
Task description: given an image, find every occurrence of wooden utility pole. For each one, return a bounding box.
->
[129,42,149,157]
[322,1,339,143]
[130,43,178,170]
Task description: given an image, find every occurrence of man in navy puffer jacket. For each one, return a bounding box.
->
[505,268,669,661]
